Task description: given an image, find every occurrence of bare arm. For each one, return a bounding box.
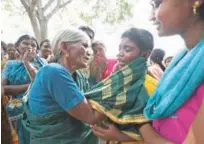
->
[2,78,29,96]
[67,98,104,125]
[184,99,204,144]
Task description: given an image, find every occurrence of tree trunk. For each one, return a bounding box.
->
[28,11,42,42]
[21,0,73,43]
[28,11,49,42]
[40,19,48,41]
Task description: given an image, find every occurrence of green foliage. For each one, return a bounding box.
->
[79,13,94,25]
[2,0,135,28]
[3,1,12,11]
[2,0,25,15]
[79,0,134,25]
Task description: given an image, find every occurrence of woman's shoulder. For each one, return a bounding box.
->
[4,60,23,68]
[39,63,70,76]
[6,60,21,65]
[33,57,48,67]
[39,57,48,64]
[148,64,163,71]
[41,63,63,70]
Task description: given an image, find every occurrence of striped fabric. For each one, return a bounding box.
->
[86,57,158,140]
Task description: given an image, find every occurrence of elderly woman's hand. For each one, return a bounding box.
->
[90,122,134,141]
[94,111,105,122]
[90,122,122,141]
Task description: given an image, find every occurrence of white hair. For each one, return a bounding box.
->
[51,28,90,62]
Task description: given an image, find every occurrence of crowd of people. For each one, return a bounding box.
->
[1,0,204,144]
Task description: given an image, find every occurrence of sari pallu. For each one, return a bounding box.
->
[85,58,158,142]
[73,70,90,93]
[79,55,107,87]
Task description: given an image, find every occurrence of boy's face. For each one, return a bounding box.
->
[117,38,141,69]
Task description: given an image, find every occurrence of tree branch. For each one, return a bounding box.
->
[59,0,73,8]
[20,0,29,11]
[35,8,40,21]
[32,0,39,6]
[30,0,40,11]
[46,0,73,19]
[43,0,55,11]
[36,1,44,21]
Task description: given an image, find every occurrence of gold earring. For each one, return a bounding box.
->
[193,1,200,15]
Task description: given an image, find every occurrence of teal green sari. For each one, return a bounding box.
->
[22,71,98,144]
[2,57,47,144]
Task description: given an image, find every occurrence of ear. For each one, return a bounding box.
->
[60,42,69,54]
[140,50,151,58]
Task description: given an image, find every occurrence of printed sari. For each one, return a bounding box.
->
[2,57,47,144]
[22,70,98,144]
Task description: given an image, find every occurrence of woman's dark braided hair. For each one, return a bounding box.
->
[121,27,154,53]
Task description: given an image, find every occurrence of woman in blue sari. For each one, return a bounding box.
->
[2,34,47,144]
[22,28,105,144]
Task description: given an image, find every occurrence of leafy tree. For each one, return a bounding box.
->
[2,0,136,42]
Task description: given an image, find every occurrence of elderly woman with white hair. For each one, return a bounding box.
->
[22,28,104,144]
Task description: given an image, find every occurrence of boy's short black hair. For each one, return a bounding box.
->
[121,27,154,52]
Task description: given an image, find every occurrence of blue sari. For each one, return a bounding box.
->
[2,57,47,144]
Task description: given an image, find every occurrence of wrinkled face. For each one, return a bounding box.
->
[41,42,52,59]
[7,46,16,59]
[67,37,92,69]
[92,44,106,59]
[117,38,141,69]
[150,0,193,36]
[17,39,37,55]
